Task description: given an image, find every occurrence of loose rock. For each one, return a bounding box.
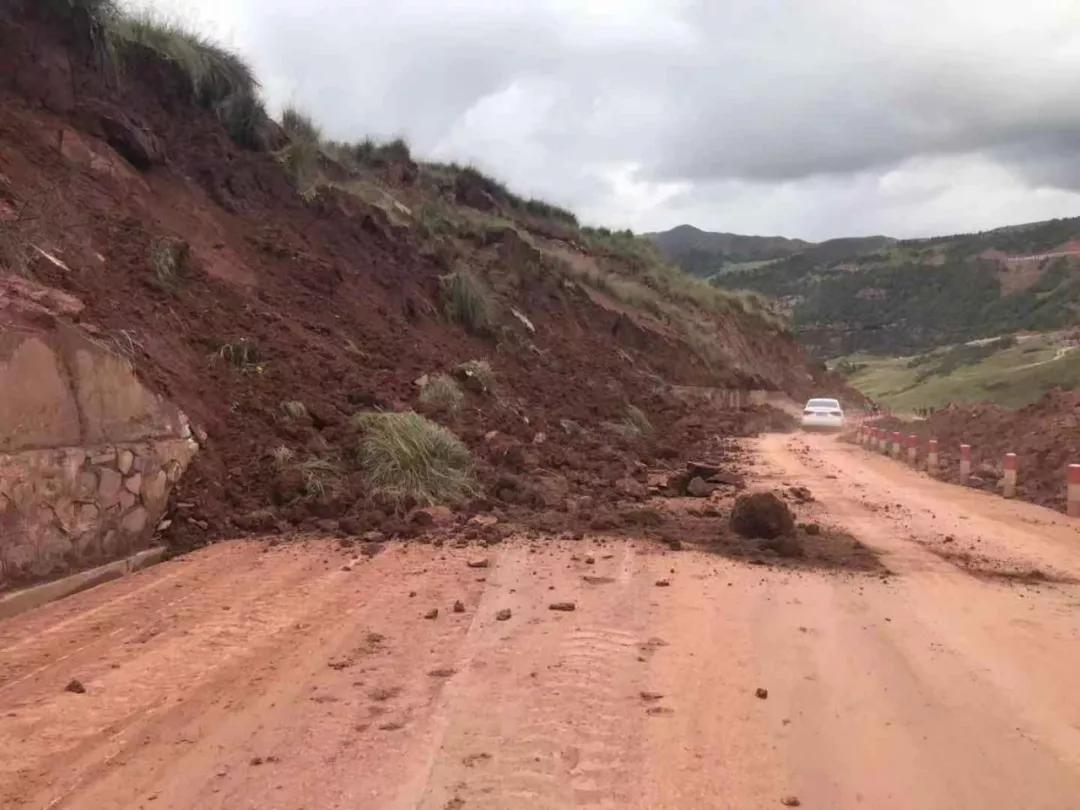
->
[424,608,439,620]
[467,558,490,569]
[685,476,714,498]
[655,579,671,587]
[453,600,466,613]
[495,608,512,621]
[731,492,795,540]
[65,679,86,694]
[755,687,769,700]
[548,602,576,612]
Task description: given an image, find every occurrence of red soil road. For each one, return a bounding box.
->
[2,434,1080,809]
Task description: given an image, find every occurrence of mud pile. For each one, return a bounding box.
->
[0,6,837,549]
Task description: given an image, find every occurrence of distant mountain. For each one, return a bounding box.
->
[651,218,1080,358]
[645,225,811,277]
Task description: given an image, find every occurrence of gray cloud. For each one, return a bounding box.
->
[142,0,1080,239]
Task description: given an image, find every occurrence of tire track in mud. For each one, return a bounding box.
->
[0,543,322,689]
[415,541,656,810]
[0,540,462,809]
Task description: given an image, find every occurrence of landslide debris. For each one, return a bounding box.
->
[730,492,796,540]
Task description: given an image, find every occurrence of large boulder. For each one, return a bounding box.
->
[730,492,795,539]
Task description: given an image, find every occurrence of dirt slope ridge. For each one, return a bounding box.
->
[0,6,835,548]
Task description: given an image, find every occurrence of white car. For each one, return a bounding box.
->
[801,397,845,431]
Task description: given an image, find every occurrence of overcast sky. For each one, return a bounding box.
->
[138,0,1080,240]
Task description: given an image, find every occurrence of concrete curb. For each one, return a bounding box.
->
[0,546,167,621]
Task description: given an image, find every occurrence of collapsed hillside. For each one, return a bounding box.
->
[0,2,837,556]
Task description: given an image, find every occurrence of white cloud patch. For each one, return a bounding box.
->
[137,0,1080,239]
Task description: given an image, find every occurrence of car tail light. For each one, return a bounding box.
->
[829,410,842,416]
[804,409,813,415]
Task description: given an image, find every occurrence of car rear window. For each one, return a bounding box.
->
[807,399,840,409]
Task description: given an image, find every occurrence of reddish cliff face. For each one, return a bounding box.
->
[0,5,836,550]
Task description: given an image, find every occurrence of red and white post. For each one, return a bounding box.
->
[1068,464,1080,518]
[907,434,918,465]
[1002,453,1017,498]
[891,431,902,458]
[960,444,972,480]
[927,439,939,472]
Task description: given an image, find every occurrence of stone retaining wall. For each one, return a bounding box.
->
[670,386,771,409]
[0,292,198,590]
[0,437,196,588]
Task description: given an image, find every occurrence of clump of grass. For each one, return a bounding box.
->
[418,374,464,415]
[622,404,653,437]
[277,106,321,193]
[106,10,267,148]
[109,11,257,106]
[281,107,320,143]
[147,236,190,290]
[418,203,460,238]
[441,269,494,335]
[297,457,345,498]
[280,400,309,421]
[214,89,266,148]
[216,338,264,372]
[448,164,577,226]
[519,197,578,227]
[454,359,495,394]
[269,445,295,467]
[324,136,413,171]
[352,411,475,506]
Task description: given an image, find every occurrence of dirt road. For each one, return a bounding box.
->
[2,433,1079,809]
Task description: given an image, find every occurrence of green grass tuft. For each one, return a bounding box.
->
[216,338,264,372]
[147,236,190,290]
[296,457,345,498]
[352,411,475,506]
[280,400,310,421]
[441,269,495,335]
[623,404,653,437]
[418,374,465,415]
[278,106,321,192]
[105,10,265,149]
[454,359,496,394]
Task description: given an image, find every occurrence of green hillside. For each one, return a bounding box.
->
[645,224,810,277]
[702,218,1080,357]
[834,331,1080,411]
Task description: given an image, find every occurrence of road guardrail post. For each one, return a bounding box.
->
[1003,453,1017,498]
